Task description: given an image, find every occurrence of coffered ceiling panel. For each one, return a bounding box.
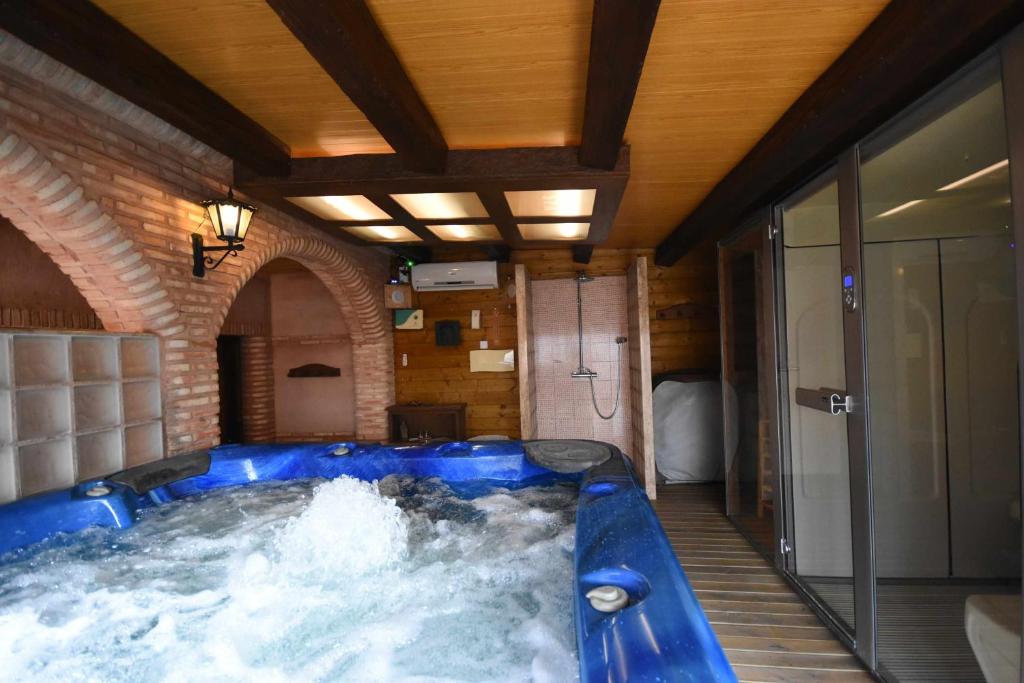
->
[366,0,593,150]
[90,0,887,248]
[610,0,887,247]
[92,0,391,157]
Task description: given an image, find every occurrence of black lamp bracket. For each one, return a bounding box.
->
[191,233,245,278]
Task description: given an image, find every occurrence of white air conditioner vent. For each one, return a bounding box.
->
[411,261,499,291]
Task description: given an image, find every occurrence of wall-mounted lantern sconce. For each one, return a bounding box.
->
[191,189,257,278]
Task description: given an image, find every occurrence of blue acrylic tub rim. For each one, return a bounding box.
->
[0,440,736,683]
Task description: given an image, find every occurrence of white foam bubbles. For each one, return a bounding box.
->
[274,477,409,579]
[0,475,579,682]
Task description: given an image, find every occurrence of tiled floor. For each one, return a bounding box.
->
[652,483,874,682]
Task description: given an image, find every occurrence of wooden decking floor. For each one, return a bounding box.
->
[652,483,873,683]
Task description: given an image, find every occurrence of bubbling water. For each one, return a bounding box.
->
[0,475,579,683]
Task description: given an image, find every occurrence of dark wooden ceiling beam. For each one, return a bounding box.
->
[483,244,511,263]
[364,194,441,244]
[655,0,1024,266]
[236,145,629,248]
[0,0,290,176]
[571,244,594,264]
[391,244,432,264]
[236,145,629,196]
[579,0,660,169]
[265,0,447,174]
[477,190,525,248]
[585,170,628,244]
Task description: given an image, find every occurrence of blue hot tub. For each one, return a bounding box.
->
[0,440,735,682]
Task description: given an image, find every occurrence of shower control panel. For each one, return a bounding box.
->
[841,268,857,313]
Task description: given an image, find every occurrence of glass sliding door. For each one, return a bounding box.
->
[858,57,1021,682]
[720,213,781,561]
[775,172,858,633]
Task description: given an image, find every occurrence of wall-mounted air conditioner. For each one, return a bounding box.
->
[411,261,499,291]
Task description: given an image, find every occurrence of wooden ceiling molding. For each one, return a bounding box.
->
[655,0,1024,265]
[0,0,290,176]
[265,0,447,173]
[579,0,661,169]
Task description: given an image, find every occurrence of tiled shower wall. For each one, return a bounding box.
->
[532,276,632,454]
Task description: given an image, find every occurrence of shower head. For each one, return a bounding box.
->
[575,270,594,283]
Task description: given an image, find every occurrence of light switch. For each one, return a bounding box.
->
[401,353,408,367]
[471,310,481,329]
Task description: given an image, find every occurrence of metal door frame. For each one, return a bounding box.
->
[717,208,785,565]
[770,42,1022,679]
[998,24,1024,683]
[770,162,870,658]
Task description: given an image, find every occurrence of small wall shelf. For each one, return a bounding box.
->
[387,403,467,442]
[0,331,164,503]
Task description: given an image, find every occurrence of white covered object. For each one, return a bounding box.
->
[653,380,724,482]
[965,594,1021,683]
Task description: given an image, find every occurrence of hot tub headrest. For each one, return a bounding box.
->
[523,440,613,473]
[109,450,212,494]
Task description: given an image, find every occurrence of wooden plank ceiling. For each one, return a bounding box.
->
[91,0,886,249]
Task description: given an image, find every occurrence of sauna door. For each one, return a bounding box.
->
[774,161,872,643]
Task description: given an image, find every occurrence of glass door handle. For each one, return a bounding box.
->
[795,387,852,415]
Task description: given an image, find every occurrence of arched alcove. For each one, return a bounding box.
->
[0,217,103,330]
[219,257,357,443]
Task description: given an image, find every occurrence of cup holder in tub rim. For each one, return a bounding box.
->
[580,567,652,612]
[581,480,626,501]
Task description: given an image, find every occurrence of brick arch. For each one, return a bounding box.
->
[0,132,177,335]
[217,232,393,441]
[214,232,387,345]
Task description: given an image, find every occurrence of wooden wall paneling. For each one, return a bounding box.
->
[394,247,719,439]
[393,273,521,438]
[627,256,656,498]
[646,244,720,374]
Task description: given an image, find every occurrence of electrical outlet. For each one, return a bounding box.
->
[479,340,488,349]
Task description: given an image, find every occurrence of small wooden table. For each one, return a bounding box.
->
[387,403,467,442]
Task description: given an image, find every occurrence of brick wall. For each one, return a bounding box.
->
[240,336,275,443]
[0,32,394,452]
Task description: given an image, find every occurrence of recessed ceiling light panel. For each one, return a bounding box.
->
[286,195,390,221]
[427,224,502,241]
[343,225,421,242]
[390,192,487,219]
[505,189,596,217]
[517,222,590,241]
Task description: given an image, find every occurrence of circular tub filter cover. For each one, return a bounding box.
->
[524,440,613,473]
